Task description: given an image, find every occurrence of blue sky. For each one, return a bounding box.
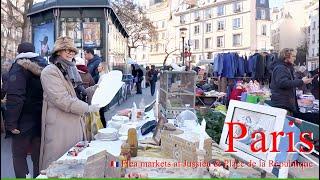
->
[269,0,285,8]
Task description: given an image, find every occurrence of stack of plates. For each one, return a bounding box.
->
[94,128,119,141]
[112,115,129,123]
[108,121,123,129]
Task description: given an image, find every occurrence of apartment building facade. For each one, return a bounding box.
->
[306,1,319,71]
[173,0,272,64]
[270,0,313,53]
[133,0,272,66]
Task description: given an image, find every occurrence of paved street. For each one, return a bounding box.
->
[1,84,157,178]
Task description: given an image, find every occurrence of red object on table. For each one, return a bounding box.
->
[230,88,246,100]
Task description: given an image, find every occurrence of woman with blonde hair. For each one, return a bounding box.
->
[96,61,109,127]
[269,48,313,114]
[39,36,100,170]
[97,61,109,83]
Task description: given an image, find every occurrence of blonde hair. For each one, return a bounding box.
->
[279,48,294,61]
[99,62,109,73]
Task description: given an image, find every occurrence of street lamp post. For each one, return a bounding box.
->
[179,27,187,66]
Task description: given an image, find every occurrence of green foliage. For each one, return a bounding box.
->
[196,110,226,144]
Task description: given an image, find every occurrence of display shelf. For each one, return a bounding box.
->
[159,71,196,118]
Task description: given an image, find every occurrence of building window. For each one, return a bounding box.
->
[205,9,212,19]
[194,39,199,49]
[262,24,267,35]
[313,21,316,30]
[232,18,241,29]
[162,32,165,39]
[312,48,314,56]
[233,2,242,13]
[143,54,146,59]
[233,34,241,46]
[217,5,224,16]
[205,38,211,49]
[180,15,185,24]
[276,15,278,20]
[206,23,212,32]
[161,21,165,28]
[194,25,200,34]
[312,34,315,43]
[217,36,224,47]
[261,9,266,20]
[194,11,200,21]
[217,20,225,30]
[156,44,159,52]
[260,0,265,4]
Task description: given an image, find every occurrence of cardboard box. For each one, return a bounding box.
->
[161,130,212,162]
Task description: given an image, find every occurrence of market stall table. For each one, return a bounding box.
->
[196,93,225,108]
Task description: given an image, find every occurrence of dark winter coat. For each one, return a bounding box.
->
[5,52,47,137]
[87,55,102,84]
[269,60,303,113]
[148,69,159,83]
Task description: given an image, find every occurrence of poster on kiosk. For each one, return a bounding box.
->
[33,22,55,62]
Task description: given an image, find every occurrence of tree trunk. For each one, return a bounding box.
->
[21,0,33,43]
[163,53,169,67]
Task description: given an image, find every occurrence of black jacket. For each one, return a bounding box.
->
[87,55,102,84]
[269,60,303,113]
[5,53,47,137]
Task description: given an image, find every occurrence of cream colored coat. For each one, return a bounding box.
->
[39,64,89,171]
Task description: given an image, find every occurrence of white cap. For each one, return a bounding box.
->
[75,56,85,65]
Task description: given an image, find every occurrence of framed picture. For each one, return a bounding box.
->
[219,100,287,175]
[152,112,167,145]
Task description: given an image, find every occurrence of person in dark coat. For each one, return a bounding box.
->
[84,48,102,84]
[131,64,143,94]
[148,65,159,96]
[311,68,319,99]
[5,42,48,178]
[269,48,313,114]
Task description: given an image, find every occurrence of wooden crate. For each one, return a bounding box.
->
[161,130,212,162]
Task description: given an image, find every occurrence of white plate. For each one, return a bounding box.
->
[91,70,124,108]
[112,115,129,122]
[94,134,119,141]
[98,128,118,134]
[108,121,123,129]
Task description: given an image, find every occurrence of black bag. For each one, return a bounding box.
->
[140,120,157,136]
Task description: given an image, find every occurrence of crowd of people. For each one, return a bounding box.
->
[0,36,161,178]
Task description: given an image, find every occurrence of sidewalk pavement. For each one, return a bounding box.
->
[1,84,157,178]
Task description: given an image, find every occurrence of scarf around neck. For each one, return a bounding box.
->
[56,57,83,88]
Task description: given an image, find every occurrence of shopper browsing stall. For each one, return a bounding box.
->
[40,36,100,170]
[269,48,313,114]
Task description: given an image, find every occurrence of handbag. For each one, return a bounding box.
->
[84,112,104,140]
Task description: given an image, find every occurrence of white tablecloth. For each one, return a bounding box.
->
[37,110,156,178]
